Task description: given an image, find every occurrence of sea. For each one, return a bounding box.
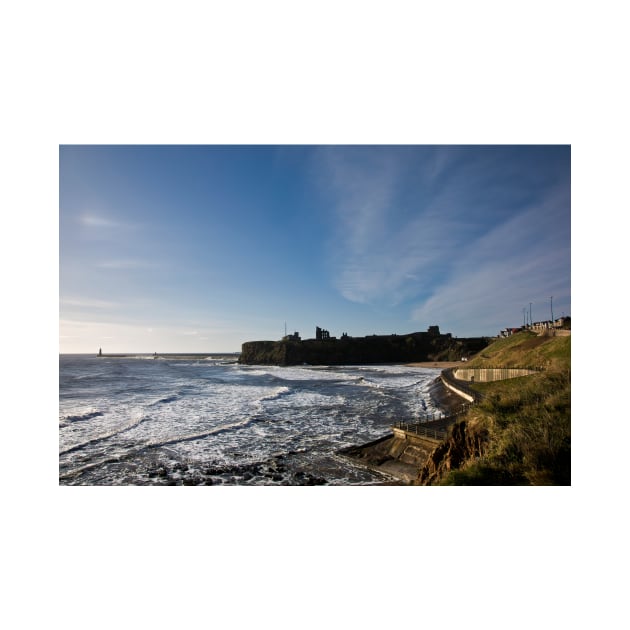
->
[59,354,443,485]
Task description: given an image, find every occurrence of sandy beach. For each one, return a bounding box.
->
[405,361,463,369]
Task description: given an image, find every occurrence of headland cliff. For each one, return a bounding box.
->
[239,327,490,366]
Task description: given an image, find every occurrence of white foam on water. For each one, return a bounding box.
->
[59,358,445,484]
[59,407,103,426]
[59,409,149,455]
[258,386,291,402]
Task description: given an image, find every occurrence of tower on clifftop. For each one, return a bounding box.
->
[316,326,330,341]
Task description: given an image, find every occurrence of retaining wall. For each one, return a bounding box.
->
[441,377,475,402]
[453,367,538,382]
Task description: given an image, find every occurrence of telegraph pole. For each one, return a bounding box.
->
[523,307,526,327]
[529,302,532,328]
[550,296,554,327]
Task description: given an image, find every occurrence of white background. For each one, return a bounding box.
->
[2,1,626,629]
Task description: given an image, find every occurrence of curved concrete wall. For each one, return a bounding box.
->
[453,368,537,382]
[441,377,475,403]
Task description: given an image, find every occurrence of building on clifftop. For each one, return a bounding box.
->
[283,331,301,341]
[316,326,330,341]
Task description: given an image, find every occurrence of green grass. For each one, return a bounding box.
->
[437,333,571,485]
[441,461,528,485]
[467,331,571,372]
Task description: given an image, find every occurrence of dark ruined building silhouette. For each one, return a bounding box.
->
[315,326,330,341]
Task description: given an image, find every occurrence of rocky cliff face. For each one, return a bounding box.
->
[416,420,488,485]
[239,333,490,366]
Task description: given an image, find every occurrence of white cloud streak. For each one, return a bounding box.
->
[61,297,120,309]
[80,214,121,228]
[79,214,138,230]
[96,259,160,270]
[316,147,570,334]
[412,188,571,334]
[319,148,473,305]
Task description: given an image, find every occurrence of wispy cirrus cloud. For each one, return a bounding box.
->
[412,186,571,334]
[61,297,120,309]
[315,146,570,333]
[96,259,161,270]
[80,214,121,228]
[79,213,142,230]
[316,147,474,305]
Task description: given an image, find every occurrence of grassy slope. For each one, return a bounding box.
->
[439,332,571,485]
[466,330,571,371]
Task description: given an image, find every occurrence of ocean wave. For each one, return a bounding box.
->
[353,376,382,389]
[59,455,130,480]
[259,386,292,403]
[152,394,179,406]
[241,368,275,378]
[73,372,108,380]
[243,365,358,383]
[59,412,149,456]
[59,357,441,484]
[144,415,264,449]
[59,410,104,426]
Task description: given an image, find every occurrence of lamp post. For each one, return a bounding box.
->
[529,302,532,328]
[550,296,554,328]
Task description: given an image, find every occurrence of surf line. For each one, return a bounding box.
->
[60,416,263,479]
[59,414,150,456]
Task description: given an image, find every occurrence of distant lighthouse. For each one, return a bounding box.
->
[98,347,102,357]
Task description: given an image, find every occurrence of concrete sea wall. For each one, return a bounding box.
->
[453,367,538,382]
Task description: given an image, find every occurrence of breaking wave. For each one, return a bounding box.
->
[59,410,104,426]
[59,412,149,455]
[59,355,441,485]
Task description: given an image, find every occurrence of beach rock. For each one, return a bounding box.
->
[182,475,205,485]
[304,475,327,485]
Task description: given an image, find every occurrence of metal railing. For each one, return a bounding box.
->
[401,404,471,425]
[393,365,544,442]
[392,422,447,440]
[392,399,472,440]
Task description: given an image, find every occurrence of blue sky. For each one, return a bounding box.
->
[59,145,570,353]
